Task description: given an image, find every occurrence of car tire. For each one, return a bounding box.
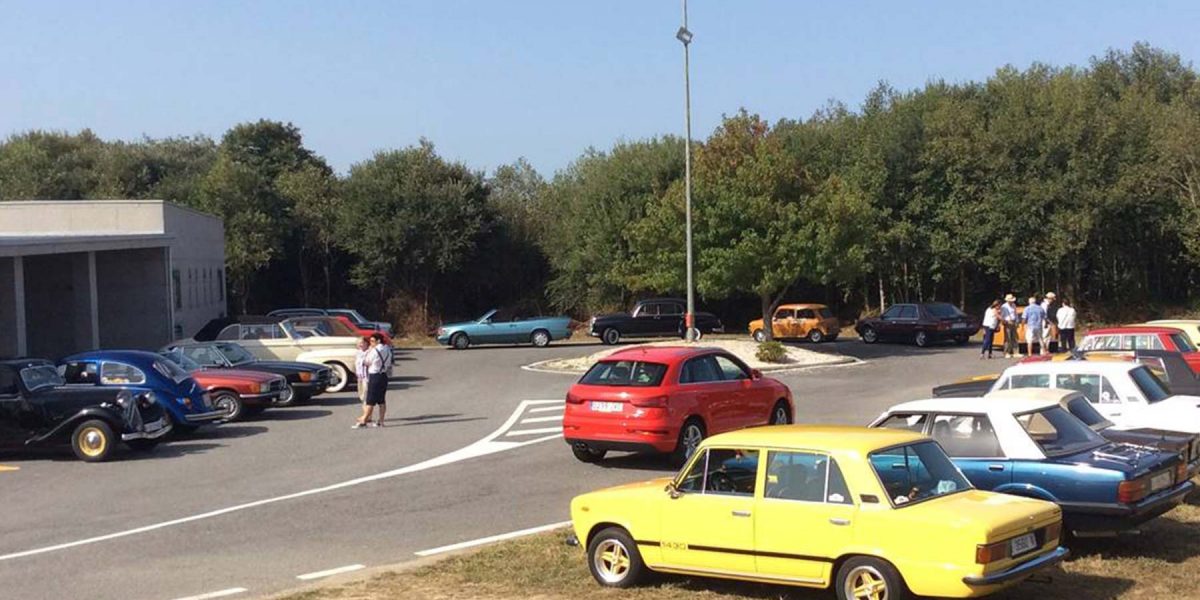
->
[769,400,791,425]
[71,419,116,462]
[211,391,244,421]
[835,556,910,600]
[572,445,608,463]
[914,330,929,347]
[602,328,620,346]
[451,332,470,350]
[125,438,159,452]
[860,326,878,344]
[670,418,706,467]
[587,527,646,588]
[275,382,299,407]
[808,328,825,343]
[531,329,552,348]
[752,329,766,343]
[325,362,350,393]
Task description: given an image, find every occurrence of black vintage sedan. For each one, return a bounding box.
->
[0,358,170,462]
[161,341,331,405]
[854,302,980,347]
[588,298,724,345]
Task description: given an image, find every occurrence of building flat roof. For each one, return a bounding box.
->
[0,233,173,257]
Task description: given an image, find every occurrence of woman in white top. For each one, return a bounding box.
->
[980,299,1001,359]
[1056,298,1078,352]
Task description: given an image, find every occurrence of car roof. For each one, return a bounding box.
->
[704,425,926,452]
[1004,360,1139,375]
[604,345,725,362]
[886,396,1061,415]
[64,349,163,364]
[1088,325,1183,335]
[984,388,1084,404]
[778,303,827,310]
[1147,320,1200,326]
[636,297,685,304]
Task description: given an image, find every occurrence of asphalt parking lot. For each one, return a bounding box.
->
[0,339,1003,600]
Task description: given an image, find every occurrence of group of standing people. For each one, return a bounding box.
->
[980,292,1077,359]
[353,333,393,428]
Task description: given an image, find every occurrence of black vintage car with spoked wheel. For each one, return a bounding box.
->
[0,359,171,462]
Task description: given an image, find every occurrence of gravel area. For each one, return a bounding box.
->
[527,339,852,373]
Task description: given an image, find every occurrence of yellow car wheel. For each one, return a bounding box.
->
[836,557,908,600]
[587,527,644,588]
[71,419,116,463]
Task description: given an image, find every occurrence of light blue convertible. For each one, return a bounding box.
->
[435,309,573,349]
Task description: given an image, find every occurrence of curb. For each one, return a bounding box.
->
[521,354,864,375]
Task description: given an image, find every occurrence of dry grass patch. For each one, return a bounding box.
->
[277,502,1200,600]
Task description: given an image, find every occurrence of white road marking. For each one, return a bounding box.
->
[296,564,365,580]
[171,588,248,600]
[527,405,565,413]
[519,415,562,424]
[504,426,561,437]
[0,400,563,563]
[414,521,572,557]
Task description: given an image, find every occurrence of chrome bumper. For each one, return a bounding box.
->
[962,546,1069,585]
[184,409,230,423]
[122,418,172,441]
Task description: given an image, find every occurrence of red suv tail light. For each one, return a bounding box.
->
[630,395,668,408]
[565,392,585,404]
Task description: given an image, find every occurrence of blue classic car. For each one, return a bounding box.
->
[435,309,572,350]
[60,350,228,434]
[872,392,1193,536]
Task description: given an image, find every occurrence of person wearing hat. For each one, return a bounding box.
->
[1001,293,1020,358]
[1042,292,1061,352]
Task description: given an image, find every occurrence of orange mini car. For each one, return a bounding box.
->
[748,303,840,343]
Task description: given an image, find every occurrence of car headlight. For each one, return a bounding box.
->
[259,382,271,393]
[115,390,132,408]
[298,372,313,382]
[138,392,158,407]
[179,397,193,408]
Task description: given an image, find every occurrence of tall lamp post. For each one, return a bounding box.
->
[676,0,696,342]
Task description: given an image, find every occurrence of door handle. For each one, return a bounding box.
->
[731,510,751,518]
[829,518,851,526]
[988,464,1005,472]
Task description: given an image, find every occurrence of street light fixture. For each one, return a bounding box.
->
[677,0,696,342]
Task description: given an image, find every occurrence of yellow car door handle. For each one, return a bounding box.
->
[731,510,751,518]
[829,518,850,526]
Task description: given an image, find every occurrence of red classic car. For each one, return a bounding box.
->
[159,352,287,421]
[1025,326,1200,374]
[562,346,794,465]
[288,315,394,346]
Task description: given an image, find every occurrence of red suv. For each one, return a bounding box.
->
[562,346,794,465]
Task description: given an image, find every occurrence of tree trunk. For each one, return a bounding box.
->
[959,265,966,310]
[323,241,333,308]
[761,293,775,342]
[298,245,310,307]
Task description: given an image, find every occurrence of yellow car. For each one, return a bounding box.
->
[749,303,840,343]
[1145,320,1200,347]
[570,425,1067,599]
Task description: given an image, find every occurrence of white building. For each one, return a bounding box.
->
[0,200,225,358]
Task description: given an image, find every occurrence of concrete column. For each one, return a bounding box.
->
[14,256,26,356]
[87,251,99,349]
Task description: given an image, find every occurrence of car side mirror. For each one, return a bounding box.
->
[750,369,763,380]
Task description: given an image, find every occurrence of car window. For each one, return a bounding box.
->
[819,307,833,319]
[100,362,146,385]
[713,355,749,381]
[152,359,191,384]
[869,441,970,507]
[881,306,903,320]
[1132,335,1163,350]
[1008,374,1050,389]
[1014,407,1106,457]
[797,309,816,319]
[182,345,225,367]
[1130,366,1171,403]
[930,415,1003,458]
[676,448,759,496]
[1135,357,1169,383]
[1170,333,1196,352]
[658,303,683,316]
[877,413,928,433]
[0,368,17,395]
[62,362,100,384]
[774,308,795,320]
[580,360,668,387]
[898,306,918,319]
[635,303,657,317]
[1080,335,1121,351]
[1055,374,1102,402]
[217,343,256,365]
[925,303,964,318]
[18,365,63,391]
[679,355,722,384]
[216,325,240,341]
[1064,396,1112,428]
[765,451,852,504]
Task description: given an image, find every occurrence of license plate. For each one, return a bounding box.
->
[1151,471,1173,492]
[1010,533,1037,557]
[590,401,623,413]
[952,322,969,329]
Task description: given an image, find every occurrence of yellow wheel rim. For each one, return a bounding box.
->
[593,539,631,584]
[78,426,108,458]
[847,565,888,600]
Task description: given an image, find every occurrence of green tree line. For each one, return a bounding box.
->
[2,44,1198,337]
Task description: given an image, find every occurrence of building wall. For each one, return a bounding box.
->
[163,203,226,340]
[0,200,165,235]
[96,248,170,349]
[0,258,16,356]
[23,253,96,359]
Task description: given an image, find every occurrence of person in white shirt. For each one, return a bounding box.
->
[354,334,391,428]
[354,337,370,405]
[980,299,1000,359]
[1056,297,1078,352]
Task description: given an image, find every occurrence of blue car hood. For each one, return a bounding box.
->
[441,320,482,330]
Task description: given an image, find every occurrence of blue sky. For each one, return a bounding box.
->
[2,1,1198,176]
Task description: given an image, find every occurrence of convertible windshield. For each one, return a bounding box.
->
[152,358,192,384]
[160,351,203,373]
[217,343,257,366]
[925,303,965,318]
[580,360,668,387]
[869,441,970,507]
[1130,366,1171,403]
[20,365,64,391]
[1015,406,1106,457]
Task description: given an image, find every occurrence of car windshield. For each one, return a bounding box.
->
[217,343,257,366]
[279,321,301,339]
[869,441,970,507]
[152,358,192,384]
[160,351,203,373]
[20,365,64,391]
[296,318,357,336]
[925,303,964,318]
[1015,406,1106,457]
[332,309,368,324]
[819,307,833,318]
[1064,396,1113,430]
[1130,366,1171,403]
[1170,333,1197,352]
[580,360,668,387]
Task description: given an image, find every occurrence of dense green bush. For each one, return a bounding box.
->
[755,341,788,364]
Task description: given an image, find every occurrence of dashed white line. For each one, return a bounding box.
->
[519,415,563,424]
[171,588,248,600]
[414,521,572,557]
[504,426,561,437]
[527,405,565,413]
[0,400,562,563]
[296,564,365,580]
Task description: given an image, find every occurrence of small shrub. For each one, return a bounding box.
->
[755,340,787,363]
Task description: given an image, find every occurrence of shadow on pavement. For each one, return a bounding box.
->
[592,453,678,473]
[251,409,332,422]
[123,442,227,460]
[383,413,487,427]
[303,395,361,407]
